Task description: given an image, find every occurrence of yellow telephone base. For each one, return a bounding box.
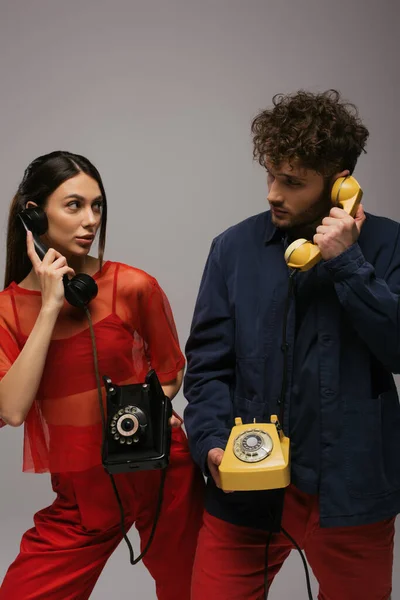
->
[219,418,290,492]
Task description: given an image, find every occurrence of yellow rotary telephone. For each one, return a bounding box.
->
[219,415,290,491]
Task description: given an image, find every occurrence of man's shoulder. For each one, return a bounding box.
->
[364,211,399,230]
[213,211,270,249]
[362,212,400,243]
[359,212,400,269]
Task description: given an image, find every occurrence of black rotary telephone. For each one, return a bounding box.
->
[18,206,98,308]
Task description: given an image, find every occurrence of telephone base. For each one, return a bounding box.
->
[219,416,290,492]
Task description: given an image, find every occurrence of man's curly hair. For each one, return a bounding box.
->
[251,90,369,176]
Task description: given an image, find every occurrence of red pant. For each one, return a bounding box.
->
[0,428,204,600]
[192,484,395,600]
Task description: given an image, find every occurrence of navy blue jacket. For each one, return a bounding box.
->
[184,210,400,528]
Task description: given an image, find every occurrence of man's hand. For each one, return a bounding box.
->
[207,448,233,493]
[314,203,366,261]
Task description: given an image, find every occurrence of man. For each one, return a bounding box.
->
[184,90,399,600]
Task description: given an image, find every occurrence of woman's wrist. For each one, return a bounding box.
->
[38,303,61,324]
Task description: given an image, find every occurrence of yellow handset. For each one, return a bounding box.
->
[219,415,290,491]
[284,175,363,272]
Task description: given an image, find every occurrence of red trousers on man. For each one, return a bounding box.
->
[0,428,204,600]
[191,484,395,600]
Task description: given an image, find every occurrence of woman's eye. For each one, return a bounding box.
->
[67,201,80,208]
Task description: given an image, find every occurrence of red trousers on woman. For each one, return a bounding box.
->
[191,484,395,600]
[0,428,204,600]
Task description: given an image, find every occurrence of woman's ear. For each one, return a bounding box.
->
[25,201,38,210]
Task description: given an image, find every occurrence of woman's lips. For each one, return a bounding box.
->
[75,236,94,246]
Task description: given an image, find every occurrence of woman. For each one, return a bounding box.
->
[0,151,204,600]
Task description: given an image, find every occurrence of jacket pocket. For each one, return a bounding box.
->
[233,358,268,424]
[344,390,400,498]
[233,395,268,424]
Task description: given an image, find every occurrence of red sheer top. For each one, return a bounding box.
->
[0,261,185,473]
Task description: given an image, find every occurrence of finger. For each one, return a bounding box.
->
[209,463,222,488]
[41,248,63,266]
[354,203,365,220]
[169,416,182,428]
[354,204,365,232]
[315,225,330,235]
[329,206,348,218]
[324,215,352,228]
[57,266,76,279]
[48,256,67,271]
[354,204,366,223]
[322,216,342,227]
[210,459,233,492]
[210,449,224,467]
[26,231,42,269]
[172,410,183,424]
[42,262,75,279]
[313,233,324,247]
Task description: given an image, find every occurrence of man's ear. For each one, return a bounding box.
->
[329,170,351,206]
[332,169,350,184]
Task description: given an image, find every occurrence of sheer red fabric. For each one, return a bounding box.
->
[0,261,185,473]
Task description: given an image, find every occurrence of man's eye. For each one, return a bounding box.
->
[286,179,301,187]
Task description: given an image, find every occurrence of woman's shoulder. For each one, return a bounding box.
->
[0,284,20,306]
[0,288,11,299]
[0,286,20,331]
[0,282,16,296]
[107,260,159,294]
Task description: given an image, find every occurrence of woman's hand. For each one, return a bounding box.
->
[26,231,75,312]
[170,414,182,428]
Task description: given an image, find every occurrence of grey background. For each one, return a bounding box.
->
[0,0,398,598]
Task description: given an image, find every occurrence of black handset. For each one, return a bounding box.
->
[18,207,98,308]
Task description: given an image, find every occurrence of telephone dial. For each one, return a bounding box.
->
[18,206,98,308]
[284,175,363,271]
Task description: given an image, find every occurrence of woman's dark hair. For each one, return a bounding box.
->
[251,89,369,176]
[4,150,108,288]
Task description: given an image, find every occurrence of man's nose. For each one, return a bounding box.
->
[267,180,284,203]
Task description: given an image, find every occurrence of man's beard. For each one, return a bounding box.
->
[283,180,333,241]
